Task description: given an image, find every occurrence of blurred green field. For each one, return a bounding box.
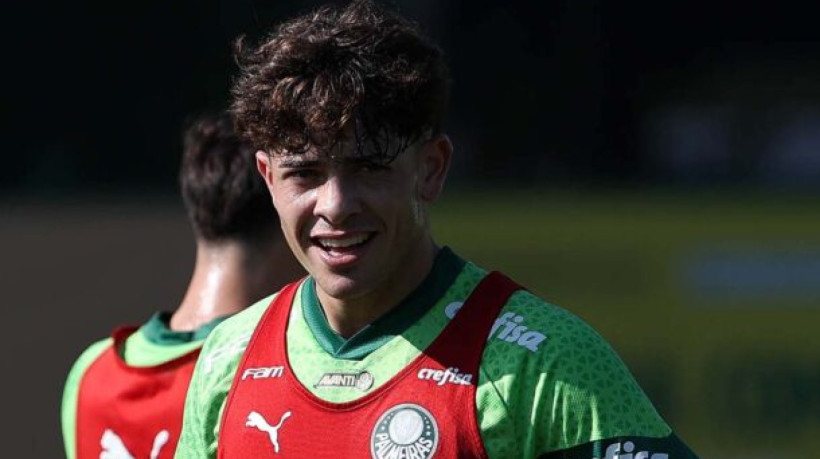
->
[432,190,820,458]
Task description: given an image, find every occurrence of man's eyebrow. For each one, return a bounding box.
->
[277,158,321,168]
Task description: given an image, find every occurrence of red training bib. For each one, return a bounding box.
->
[218,271,520,459]
[75,327,199,459]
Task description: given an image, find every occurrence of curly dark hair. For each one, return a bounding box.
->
[231,0,450,164]
[179,112,278,242]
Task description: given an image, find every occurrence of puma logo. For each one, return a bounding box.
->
[100,428,169,459]
[245,411,292,453]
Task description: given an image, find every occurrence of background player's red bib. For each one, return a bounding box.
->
[218,272,520,459]
[75,327,199,459]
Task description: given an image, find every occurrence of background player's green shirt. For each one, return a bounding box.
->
[176,248,697,458]
[61,313,228,459]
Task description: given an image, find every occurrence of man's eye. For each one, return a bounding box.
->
[287,169,318,180]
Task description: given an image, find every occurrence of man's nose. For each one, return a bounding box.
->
[314,174,361,225]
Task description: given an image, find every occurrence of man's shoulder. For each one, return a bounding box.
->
[196,292,277,377]
[68,337,114,378]
[449,264,615,366]
[466,276,576,352]
[483,283,616,362]
[65,337,114,394]
[62,336,115,458]
[211,292,275,340]
[482,286,640,393]
[478,282,675,451]
[175,290,285,458]
[81,336,114,359]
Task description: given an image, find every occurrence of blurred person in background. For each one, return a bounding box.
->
[177,1,699,458]
[61,112,304,459]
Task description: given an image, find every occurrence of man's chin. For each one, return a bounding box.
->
[312,271,371,301]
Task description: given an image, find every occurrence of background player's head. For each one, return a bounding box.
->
[231,0,454,302]
[180,111,281,246]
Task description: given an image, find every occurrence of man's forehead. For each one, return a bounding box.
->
[273,151,384,167]
[272,151,321,166]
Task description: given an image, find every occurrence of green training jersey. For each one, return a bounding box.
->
[176,248,697,458]
[61,312,227,459]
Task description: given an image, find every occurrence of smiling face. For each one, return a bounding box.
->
[257,136,452,307]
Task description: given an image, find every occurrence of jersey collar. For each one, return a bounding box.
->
[140,312,230,345]
[301,246,466,360]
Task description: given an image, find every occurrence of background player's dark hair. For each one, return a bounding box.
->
[179,112,278,242]
[231,0,450,165]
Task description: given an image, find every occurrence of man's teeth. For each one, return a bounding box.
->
[318,234,369,248]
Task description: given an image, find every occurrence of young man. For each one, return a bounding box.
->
[61,113,303,459]
[176,2,699,458]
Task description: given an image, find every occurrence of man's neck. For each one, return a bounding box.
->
[169,240,299,332]
[316,242,439,339]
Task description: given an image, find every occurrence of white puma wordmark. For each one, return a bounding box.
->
[245,411,292,453]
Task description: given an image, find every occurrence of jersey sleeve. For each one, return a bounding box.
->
[476,290,699,458]
[175,328,249,458]
[61,338,112,459]
[175,295,273,459]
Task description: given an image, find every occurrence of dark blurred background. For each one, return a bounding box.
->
[2,1,819,457]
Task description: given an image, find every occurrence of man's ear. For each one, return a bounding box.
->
[419,134,453,203]
[256,150,274,187]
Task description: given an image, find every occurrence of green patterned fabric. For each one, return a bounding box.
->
[176,251,697,458]
[61,313,229,459]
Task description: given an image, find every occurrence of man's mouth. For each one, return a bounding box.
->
[315,234,369,249]
[311,233,374,258]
